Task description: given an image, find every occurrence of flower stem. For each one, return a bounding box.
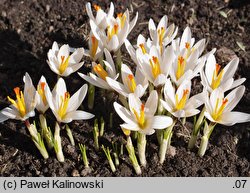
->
[188,106,206,149]
[79,143,90,169]
[102,145,116,173]
[198,135,209,157]
[115,48,122,74]
[93,119,99,150]
[137,132,147,167]
[99,116,105,137]
[66,124,75,146]
[198,121,216,157]
[126,136,141,175]
[54,122,64,162]
[25,119,49,159]
[39,114,54,150]
[88,84,95,110]
[159,119,176,164]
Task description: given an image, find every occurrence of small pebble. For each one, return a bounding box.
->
[71,169,80,177]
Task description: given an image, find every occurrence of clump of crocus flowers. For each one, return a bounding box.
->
[0,2,249,175]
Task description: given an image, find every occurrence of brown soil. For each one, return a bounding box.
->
[0,0,250,177]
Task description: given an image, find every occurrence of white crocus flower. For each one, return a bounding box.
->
[148,15,178,54]
[86,2,114,29]
[47,41,84,77]
[106,63,148,98]
[36,76,49,114]
[161,79,204,118]
[84,32,104,62]
[136,45,175,87]
[78,49,119,90]
[201,54,246,93]
[0,73,37,121]
[114,90,173,135]
[90,9,138,52]
[45,78,94,123]
[169,26,215,86]
[125,34,152,66]
[204,86,250,126]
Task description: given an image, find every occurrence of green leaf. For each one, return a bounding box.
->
[219,11,227,18]
[236,41,246,52]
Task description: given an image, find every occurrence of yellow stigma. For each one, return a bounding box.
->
[7,87,26,117]
[93,64,108,80]
[90,35,98,58]
[117,12,126,29]
[176,56,186,80]
[37,82,47,105]
[59,55,70,74]
[157,27,165,54]
[93,4,101,11]
[107,24,119,40]
[175,89,189,110]
[58,92,70,119]
[127,74,136,92]
[133,104,145,128]
[212,98,228,121]
[149,56,161,79]
[211,64,224,89]
[139,44,147,54]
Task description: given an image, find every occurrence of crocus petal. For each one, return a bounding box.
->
[120,123,139,131]
[1,107,18,119]
[231,78,246,90]
[67,84,88,112]
[160,99,173,113]
[128,93,141,114]
[106,77,128,97]
[69,48,84,64]
[184,109,200,117]
[152,115,173,129]
[148,18,156,40]
[44,84,56,112]
[129,12,138,33]
[0,112,8,122]
[107,35,119,51]
[222,57,239,82]
[180,26,191,49]
[224,85,245,113]
[62,61,85,77]
[86,2,95,21]
[114,102,137,126]
[219,111,250,126]
[64,110,94,123]
[58,44,70,63]
[145,90,158,115]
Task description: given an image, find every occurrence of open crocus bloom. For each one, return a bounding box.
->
[90,9,138,52]
[0,73,37,121]
[36,76,49,114]
[45,78,94,123]
[86,2,114,29]
[160,79,204,118]
[78,49,119,90]
[136,45,174,87]
[47,41,85,77]
[169,26,215,86]
[83,32,104,62]
[204,86,250,126]
[201,54,246,93]
[106,63,148,98]
[148,15,178,54]
[114,90,173,135]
